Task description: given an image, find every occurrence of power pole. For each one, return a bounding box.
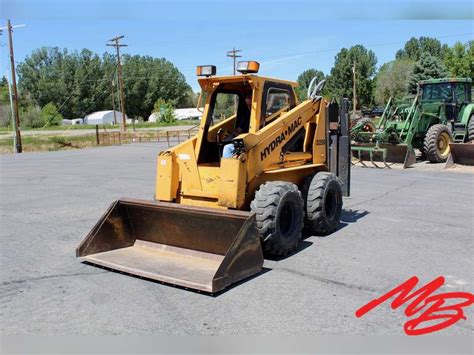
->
[226,48,242,111]
[1,20,25,153]
[6,70,15,152]
[107,35,130,131]
[110,76,117,124]
[352,60,357,118]
[226,47,242,75]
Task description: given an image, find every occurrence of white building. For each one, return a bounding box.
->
[62,118,83,125]
[148,108,202,122]
[84,110,127,125]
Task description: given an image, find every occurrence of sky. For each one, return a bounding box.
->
[1,0,473,91]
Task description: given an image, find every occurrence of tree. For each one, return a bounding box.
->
[295,69,325,101]
[153,98,176,123]
[17,47,76,117]
[70,49,103,118]
[325,45,377,108]
[122,55,192,119]
[179,89,198,108]
[408,53,448,93]
[41,102,63,126]
[443,41,474,79]
[374,58,415,105]
[17,47,192,120]
[396,37,443,61]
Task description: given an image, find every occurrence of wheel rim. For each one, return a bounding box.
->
[279,201,295,239]
[325,189,336,220]
[437,131,450,157]
[363,122,375,132]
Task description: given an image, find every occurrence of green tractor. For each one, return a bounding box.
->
[352,78,473,168]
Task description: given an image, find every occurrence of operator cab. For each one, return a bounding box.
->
[197,83,253,164]
[194,62,298,165]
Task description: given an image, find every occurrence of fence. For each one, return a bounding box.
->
[95,124,199,148]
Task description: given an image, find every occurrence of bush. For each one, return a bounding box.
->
[21,105,43,128]
[0,104,11,127]
[41,102,63,126]
[153,98,176,123]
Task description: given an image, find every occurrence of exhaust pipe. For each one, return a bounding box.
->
[77,199,263,293]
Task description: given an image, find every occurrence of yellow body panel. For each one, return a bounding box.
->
[218,155,247,208]
[155,154,179,201]
[176,140,201,192]
[156,74,333,210]
[198,165,220,196]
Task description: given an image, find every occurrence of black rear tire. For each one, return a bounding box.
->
[250,181,304,256]
[468,115,474,142]
[304,172,343,235]
[423,124,452,163]
[351,117,375,139]
[359,117,376,133]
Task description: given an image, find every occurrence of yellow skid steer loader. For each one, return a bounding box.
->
[77,62,351,293]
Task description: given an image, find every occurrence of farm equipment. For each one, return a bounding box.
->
[352,78,473,168]
[350,116,376,139]
[77,63,351,293]
[445,90,474,167]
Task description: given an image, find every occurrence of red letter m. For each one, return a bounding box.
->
[355,276,474,335]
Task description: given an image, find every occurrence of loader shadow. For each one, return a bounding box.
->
[264,240,313,262]
[297,209,369,240]
[82,261,272,298]
[338,209,369,230]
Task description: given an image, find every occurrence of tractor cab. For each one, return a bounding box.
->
[420,78,472,122]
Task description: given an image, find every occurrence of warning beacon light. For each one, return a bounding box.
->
[196,65,216,77]
[236,61,260,74]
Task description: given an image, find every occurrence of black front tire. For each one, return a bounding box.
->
[423,124,452,163]
[250,181,304,256]
[304,172,343,235]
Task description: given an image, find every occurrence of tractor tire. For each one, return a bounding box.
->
[359,117,376,133]
[351,118,375,139]
[304,172,343,236]
[423,124,452,163]
[468,115,474,142]
[250,181,304,257]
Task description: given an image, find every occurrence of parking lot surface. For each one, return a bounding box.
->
[1,144,473,335]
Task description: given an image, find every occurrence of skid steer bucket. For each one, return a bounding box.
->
[76,199,263,293]
[445,143,474,168]
[351,143,416,168]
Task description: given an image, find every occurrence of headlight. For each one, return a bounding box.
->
[196,65,216,77]
[236,61,260,74]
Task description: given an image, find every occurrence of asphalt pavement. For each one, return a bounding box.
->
[1,144,473,335]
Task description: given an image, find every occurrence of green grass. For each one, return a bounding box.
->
[0,134,97,153]
[0,120,199,132]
